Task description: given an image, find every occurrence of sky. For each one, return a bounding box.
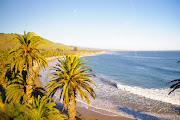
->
[1,0,180,50]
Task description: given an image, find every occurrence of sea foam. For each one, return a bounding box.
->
[117,83,180,105]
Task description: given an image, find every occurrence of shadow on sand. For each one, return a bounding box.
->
[54,101,84,120]
[117,106,166,120]
[171,106,180,114]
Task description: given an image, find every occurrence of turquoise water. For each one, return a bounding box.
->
[40,51,180,119]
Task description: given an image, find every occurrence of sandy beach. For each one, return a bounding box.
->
[76,107,133,120]
[53,97,134,120]
[35,52,135,120]
[46,51,106,62]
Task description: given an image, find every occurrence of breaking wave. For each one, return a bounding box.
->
[116,83,180,105]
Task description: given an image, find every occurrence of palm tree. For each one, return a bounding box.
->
[5,70,46,104]
[5,72,27,104]
[167,79,180,95]
[45,55,95,120]
[26,95,65,120]
[8,31,48,102]
[0,49,11,88]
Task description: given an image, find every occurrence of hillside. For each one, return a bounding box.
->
[0,33,102,57]
[0,33,19,50]
[0,33,72,50]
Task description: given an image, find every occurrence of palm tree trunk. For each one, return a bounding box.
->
[26,63,33,103]
[68,93,76,120]
[26,73,33,103]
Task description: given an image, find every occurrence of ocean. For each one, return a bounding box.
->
[40,51,180,120]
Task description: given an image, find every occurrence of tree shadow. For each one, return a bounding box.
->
[53,100,83,120]
[117,106,166,120]
[0,84,6,103]
[171,106,180,114]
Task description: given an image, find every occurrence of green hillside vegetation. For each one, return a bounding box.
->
[0,33,70,50]
[0,33,19,49]
[0,33,102,57]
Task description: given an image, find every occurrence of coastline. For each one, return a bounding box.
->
[76,106,134,120]
[35,51,135,120]
[35,51,106,87]
[46,51,106,61]
[53,97,134,120]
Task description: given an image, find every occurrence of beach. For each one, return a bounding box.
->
[76,106,133,120]
[36,51,180,119]
[52,97,134,120]
[35,52,135,120]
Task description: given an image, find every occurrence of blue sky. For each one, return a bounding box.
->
[1,0,180,50]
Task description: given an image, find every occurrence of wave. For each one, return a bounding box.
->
[117,83,180,105]
[87,76,180,119]
[97,74,180,105]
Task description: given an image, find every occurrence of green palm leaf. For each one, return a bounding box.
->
[5,72,47,104]
[167,79,180,95]
[45,54,95,120]
[8,31,48,102]
[26,95,65,120]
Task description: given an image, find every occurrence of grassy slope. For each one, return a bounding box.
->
[37,39,72,50]
[0,33,72,50]
[0,34,19,50]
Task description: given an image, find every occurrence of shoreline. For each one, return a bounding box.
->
[35,51,135,120]
[53,97,134,120]
[75,99,134,120]
[35,51,106,87]
[76,106,134,120]
[46,51,106,62]
[35,51,106,86]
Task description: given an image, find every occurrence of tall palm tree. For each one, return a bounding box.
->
[45,55,95,120]
[8,31,48,102]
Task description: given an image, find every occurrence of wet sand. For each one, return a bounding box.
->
[54,98,134,120]
[76,106,134,120]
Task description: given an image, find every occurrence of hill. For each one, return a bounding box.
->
[0,33,102,57]
[0,33,71,50]
[0,33,19,50]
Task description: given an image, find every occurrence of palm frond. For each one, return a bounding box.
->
[167,79,180,95]
[167,79,180,85]
[26,95,65,120]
